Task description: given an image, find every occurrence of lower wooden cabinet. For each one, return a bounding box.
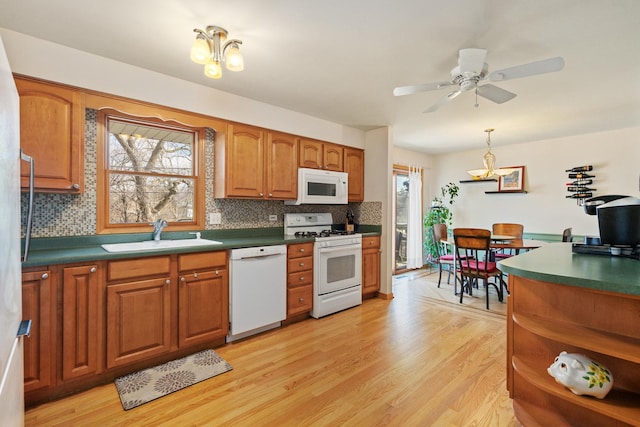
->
[286,243,314,317]
[362,236,381,297]
[21,269,53,393]
[61,264,101,380]
[178,252,228,347]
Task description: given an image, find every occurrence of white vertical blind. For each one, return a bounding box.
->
[406,166,423,269]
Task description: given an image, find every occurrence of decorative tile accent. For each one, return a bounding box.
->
[21,111,382,238]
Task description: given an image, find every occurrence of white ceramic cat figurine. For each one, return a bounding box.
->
[547,351,613,399]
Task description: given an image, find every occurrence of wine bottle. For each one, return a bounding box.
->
[565,165,593,172]
[566,179,593,186]
[568,172,595,179]
[567,186,596,192]
[566,192,593,199]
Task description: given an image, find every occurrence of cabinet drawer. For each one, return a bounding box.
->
[362,235,380,249]
[287,285,313,315]
[287,270,313,287]
[178,251,227,272]
[288,243,313,258]
[107,256,171,282]
[287,256,313,273]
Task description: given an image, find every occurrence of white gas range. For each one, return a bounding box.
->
[284,213,362,318]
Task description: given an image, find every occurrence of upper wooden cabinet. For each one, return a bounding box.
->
[298,138,343,171]
[215,124,297,200]
[15,76,85,193]
[344,147,365,202]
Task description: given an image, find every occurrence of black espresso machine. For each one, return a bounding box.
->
[572,195,640,258]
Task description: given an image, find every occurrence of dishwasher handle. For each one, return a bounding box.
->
[235,253,285,261]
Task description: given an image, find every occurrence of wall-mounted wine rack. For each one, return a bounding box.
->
[565,165,595,205]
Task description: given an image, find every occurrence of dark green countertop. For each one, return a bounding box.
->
[498,242,640,296]
[22,226,382,268]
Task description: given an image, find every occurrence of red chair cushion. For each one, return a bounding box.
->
[494,253,513,259]
[460,260,498,273]
[438,254,470,261]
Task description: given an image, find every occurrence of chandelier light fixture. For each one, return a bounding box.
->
[467,128,513,179]
[190,25,244,79]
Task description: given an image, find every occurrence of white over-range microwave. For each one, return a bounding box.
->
[285,168,348,205]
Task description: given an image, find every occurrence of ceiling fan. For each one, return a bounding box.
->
[393,48,564,113]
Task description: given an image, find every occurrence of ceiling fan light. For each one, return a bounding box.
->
[190,37,210,64]
[225,42,244,71]
[204,61,222,79]
[468,168,491,178]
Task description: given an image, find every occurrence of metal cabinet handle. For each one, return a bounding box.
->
[215,270,219,275]
[90,267,97,273]
[259,192,264,197]
[299,298,304,302]
[268,193,273,197]
[180,277,186,282]
[41,273,48,280]
[165,279,171,285]
[299,262,305,267]
[300,248,305,253]
[299,276,304,281]
[72,183,80,190]
[193,272,198,278]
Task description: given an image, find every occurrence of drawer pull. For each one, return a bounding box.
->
[165,279,171,285]
[180,277,186,282]
[299,262,305,267]
[300,249,305,253]
[299,276,305,281]
[90,267,97,273]
[193,272,198,278]
[299,298,304,302]
[41,273,48,280]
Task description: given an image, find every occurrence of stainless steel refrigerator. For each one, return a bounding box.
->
[0,35,26,426]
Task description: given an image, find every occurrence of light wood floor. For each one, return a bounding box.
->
[25,271,519,426]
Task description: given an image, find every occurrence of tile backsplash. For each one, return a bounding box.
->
[21,109,382,238]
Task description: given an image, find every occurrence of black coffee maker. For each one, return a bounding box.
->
[583,195,640,249]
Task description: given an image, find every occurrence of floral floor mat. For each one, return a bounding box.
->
[114,349,233,410]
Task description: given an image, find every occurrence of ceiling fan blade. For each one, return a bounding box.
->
[476,84,517,104]
[423,90,461,113]
[393,81,454,96]
[489,56,565,81]
[458,48,487,74]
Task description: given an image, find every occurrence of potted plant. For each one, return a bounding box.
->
[424,182,459,261]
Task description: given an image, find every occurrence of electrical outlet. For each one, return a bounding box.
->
[209,212,222,225]
[269,214,277,222]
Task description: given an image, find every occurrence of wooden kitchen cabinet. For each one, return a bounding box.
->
[15,76,85,193]
[344,147,365,202]
[362,235,381,297]
[286,243,314,317]
[177,251,229,347]
[298,138,344,171]
[215,124,297,200]
[61,264,102,381]
[21,269,53,392]
[105,256,172,369]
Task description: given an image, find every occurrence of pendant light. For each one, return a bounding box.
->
[467,128,513,179]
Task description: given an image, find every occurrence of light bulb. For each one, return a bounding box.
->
[204,61,222,79]
[190,37,210,64]
[225,43,244,71]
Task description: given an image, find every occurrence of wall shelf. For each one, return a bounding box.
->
[485,190,528,194]
[459,178,497,183]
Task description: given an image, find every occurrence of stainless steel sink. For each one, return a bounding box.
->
[101,238,223,253]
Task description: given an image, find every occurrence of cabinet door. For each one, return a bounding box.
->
[266,131,298,199]
[298,138,323,169]
[62,264,100,381]
[106,277,171,368]
[362,237,381,296]
[226,123,265,197]
[344,147,364,202]
[21,270,52,392]
[323,143,344,171]
[15,77,84,193]
[178,269,228,347]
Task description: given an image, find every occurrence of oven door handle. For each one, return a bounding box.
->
[316,244,362,255]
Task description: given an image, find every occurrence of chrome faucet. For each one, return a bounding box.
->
[150,219,168,241]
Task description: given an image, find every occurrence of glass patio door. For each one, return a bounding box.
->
[393,167,409,273]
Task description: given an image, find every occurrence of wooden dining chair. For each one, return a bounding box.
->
[562,227,574,242]
[492,223,524,259]
[453,228,506,310]
[431,224,455,288]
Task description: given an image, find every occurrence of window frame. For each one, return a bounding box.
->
[96,109,206,234]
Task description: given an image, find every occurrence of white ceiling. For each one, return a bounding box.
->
[1,0,639,154]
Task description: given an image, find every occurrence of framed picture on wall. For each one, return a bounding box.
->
[498,166,525,192]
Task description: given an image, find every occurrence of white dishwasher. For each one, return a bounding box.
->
[227,245,287,342]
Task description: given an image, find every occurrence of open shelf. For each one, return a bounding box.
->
[485,190,528,194]
[459,178,497,183]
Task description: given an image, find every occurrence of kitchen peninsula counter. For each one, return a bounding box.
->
[498,243,640,426]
